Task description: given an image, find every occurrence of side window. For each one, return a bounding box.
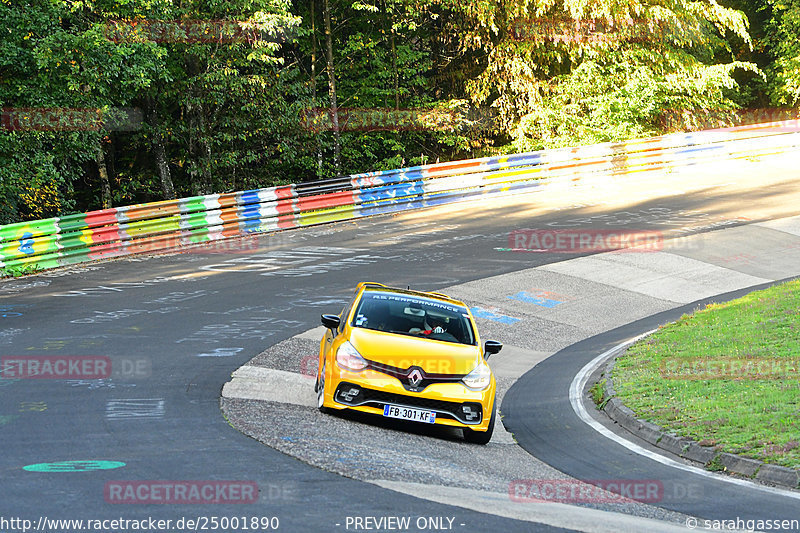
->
[338,294,358,334]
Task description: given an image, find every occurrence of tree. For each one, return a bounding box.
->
[442,0,759,149]
[764,0,800,105]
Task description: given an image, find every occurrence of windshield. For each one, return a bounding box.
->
[351,291,476,346]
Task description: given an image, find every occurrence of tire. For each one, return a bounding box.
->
[463,398,495,445]
[316,361,329,413]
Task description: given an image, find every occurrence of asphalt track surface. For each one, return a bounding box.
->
[503,279,800,525]
[2,153,800,532]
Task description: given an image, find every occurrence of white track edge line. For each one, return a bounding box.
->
[569,332,800,501]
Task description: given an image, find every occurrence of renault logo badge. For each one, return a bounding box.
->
[408,368,423,387]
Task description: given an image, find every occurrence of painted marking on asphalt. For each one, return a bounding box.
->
[0,307,23,318]
[0,327,26,345]
[222,366,316,407]
[70,307,184,324]
[23,460,126,472]
[570,333,800,501]
[507,290,568,308]
[105,399,165,420]
[0,414,19,426]
[66,379,136,390]
[52,275,200,297]
[200,246,371,274]
[470,306,521,325]
[0,280,50,292]
[176,317,304,344]
[18,402,47,412]
[0,378,20,388]
[143,290,216,304]
[196,347,244,357]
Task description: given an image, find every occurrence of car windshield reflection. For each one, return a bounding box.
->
[351,291,476,346]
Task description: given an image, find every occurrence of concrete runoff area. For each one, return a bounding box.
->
[538,251,771,304]
[371,481,698,533]
[446,270,676,336]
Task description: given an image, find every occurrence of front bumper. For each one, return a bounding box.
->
[322,363,495,431]
[334,381,485,425]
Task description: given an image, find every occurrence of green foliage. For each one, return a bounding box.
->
[590,379,607,409]
[0,0,796,224]
[445,0,764,149]
[764,0,800,104]
[706,454,726,472]
[0,262,44,278]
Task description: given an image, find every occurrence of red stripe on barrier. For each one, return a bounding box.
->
[274,197,296,216]
[218,206,241,237]
[296,191,355,211]
[275,185,295,200]
[277,212,299,229]
[87,225,121,245]
[121,201,181,222]
[423,159,483,176]
[84,209,119,227]
[88,241,125,260]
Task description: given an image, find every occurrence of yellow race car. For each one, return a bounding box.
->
[315,282,502,444]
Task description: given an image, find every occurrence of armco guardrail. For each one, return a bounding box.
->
[1,121,799,272]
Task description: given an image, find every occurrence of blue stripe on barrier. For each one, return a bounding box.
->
[359,182,425,204]
[239,191,264,231]
[239,190,262,206]
[356,199,427,217]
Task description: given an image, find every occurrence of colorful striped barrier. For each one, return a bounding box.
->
[1,121,799,273]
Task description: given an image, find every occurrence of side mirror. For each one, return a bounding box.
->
[484,340,503,359]
[321,314,341,330]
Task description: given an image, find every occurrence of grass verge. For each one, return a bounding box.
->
[613,279,800,468]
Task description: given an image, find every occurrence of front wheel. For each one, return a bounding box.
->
[463,399,495,445]
[316,361,329,413]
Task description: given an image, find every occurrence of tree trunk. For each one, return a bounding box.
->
[146,100,176,200]
[96,144,112,209]
[311,0,317,100]
[322,0,341,174]
[187,100,213,195]
[311,0,323,176]
[386,1,399,110]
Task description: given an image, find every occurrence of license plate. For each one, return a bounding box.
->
[383,404,436,424]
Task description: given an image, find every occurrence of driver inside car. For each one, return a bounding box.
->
[409,313,447,336]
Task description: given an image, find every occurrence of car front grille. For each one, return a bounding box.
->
[365,360,466,393]
[334,382,483,425]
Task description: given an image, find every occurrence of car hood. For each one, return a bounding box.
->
[349,327,481,376]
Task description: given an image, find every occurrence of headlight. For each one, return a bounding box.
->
[462,357,491,391]
[336,341,368,371]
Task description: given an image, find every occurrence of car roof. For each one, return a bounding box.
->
[359,283,468,309]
